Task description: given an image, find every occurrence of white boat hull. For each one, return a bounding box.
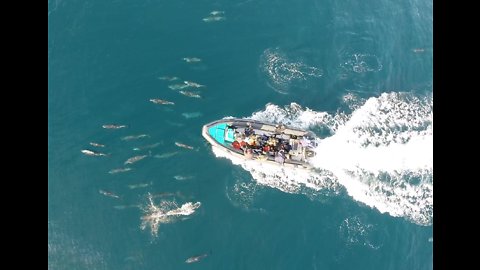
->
[202,119,317,170]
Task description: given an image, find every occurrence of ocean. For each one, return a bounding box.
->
[48,0,433,269]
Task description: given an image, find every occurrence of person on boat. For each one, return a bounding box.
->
[244,148,254,159]
[234,132,244,142]
[281,142,291,152]
[275,150,285,164]
[260,134,269,145]
[240,141,247,150]
[267,136,277,147]
[248,134,256,146]
[244,123,254,137]
[274,124,285,134]
[280,144,290,159]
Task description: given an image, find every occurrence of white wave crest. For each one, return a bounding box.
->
[211,92,433,225]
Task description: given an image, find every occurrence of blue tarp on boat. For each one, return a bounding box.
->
[208,123,227,144]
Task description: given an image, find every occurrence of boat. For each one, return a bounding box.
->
[202,119,317,169]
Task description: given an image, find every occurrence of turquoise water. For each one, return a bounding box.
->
[48,0,433,269]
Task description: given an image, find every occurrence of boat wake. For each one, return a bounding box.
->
[225,168,266,212]
[213,92,433,225]
[140,193,201,238]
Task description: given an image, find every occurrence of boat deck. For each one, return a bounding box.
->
[202,119,317,169]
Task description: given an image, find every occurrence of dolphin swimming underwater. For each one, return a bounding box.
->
[81,149,107,156]
[185,252,210,264]
[102,124,127,129]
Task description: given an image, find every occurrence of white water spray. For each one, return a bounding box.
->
[214,92,433,225]
[140,193,201,237]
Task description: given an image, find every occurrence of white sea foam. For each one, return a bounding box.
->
[140,193,201,237]
[213,146,340,194]
[260,48,323,94]
[339,216,382,249]
[340,53,383,73]
[225,168,267,212]
[210,92,433,225]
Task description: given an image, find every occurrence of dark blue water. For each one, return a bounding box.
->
[48,0,433,269]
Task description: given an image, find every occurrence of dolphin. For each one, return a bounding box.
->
[210,10,225,15]
[99,189,120,199]
[182,57,202,63]
[121,134,149,141]
[89,142,105,148]
[127,182,152,189]
[124,155,148,165]
[179,90,201,98]
[150,99,175,105]
[173,175,194,181]
[102,124,127,129]
[175,142,194,150]
[183,81,205,88]
[168,84,190,90]
[81,149,107,156]
[133,142,162,151]
[158,76,179,81]
[185,252,210,264]
[109,167,132,174]
[202,16,226,22]
[153,151,179,159]
[182,112,203,119]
